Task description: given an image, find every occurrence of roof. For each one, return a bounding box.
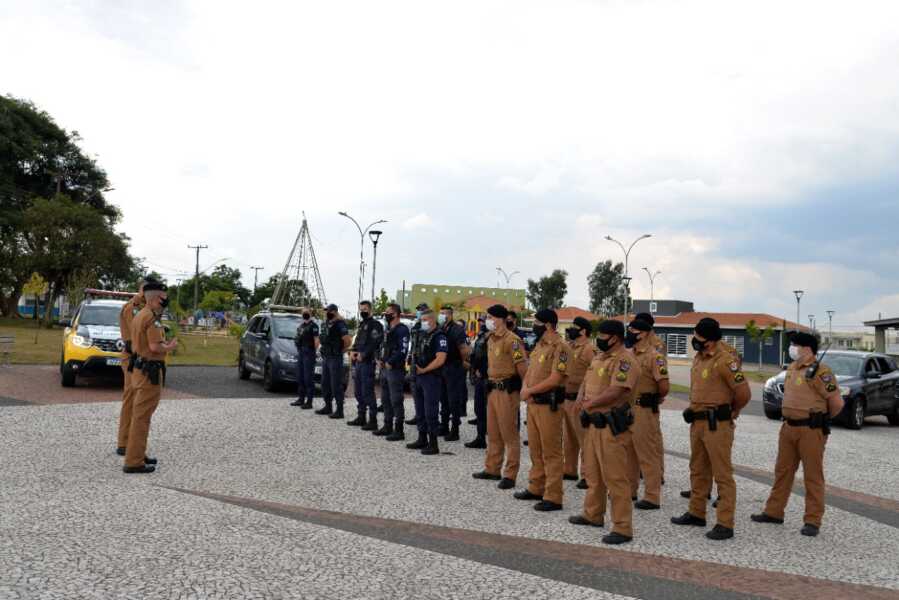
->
[555,306,600,322]
[863,317,899,327]
[84,298,127,306]
[611,311,809,331]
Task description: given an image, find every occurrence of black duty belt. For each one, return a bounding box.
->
[532,388,565,411]
[579,404,633,436]
[134,357,166,386]
[784,412,831,435]
[636,393,661,413]
[683,404,733,431]
[487,376,521,393]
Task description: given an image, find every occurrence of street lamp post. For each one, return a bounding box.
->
[605,234,652,323]
[793,290,804,329]
[642,267,662,304]
[339,212,387,310]
[826,310,835,342]
[369,230,383,305]
[621,276,632,321]
[496,267,520,287]
[809,314,815,331]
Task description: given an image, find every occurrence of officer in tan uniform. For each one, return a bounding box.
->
[626,318,669,510]
[671,318,751,540]
[752,331,843,536]
[124,282,177,474]
[115,279,151,456]
[516,309,570,511]
[635,312,666,356]
[568,319,638,545]
[561,317,594,489]
[472,304,527,489]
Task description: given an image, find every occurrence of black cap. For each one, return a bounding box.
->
[487,304,509,319]
[441,304,453,311]
[325,303,338,312]
[534,308,558,326]
[143,281,167,292]
[416,302,429,311]
[572,316,592,332]
[635,312,655,326]
[694,317,722,341]
[788,330,820,354]
[628,319,652,332]
[597,319,625,338]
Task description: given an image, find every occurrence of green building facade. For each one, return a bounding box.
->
[395,283,526,313]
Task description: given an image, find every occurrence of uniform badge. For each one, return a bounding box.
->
[734,373,745,383]
[701,368,709,379]
[559,352,568,363]
[795,376,804,386]
[615,372,628,382]
[729,361,739,372]
[513,351,523,360]
[825,383,837,392]
[557,362,567,372]
[538,354,546,363]
[820,373,833,383]
[597,367,606,377]
[494,348,501,357]
[656,357,666,366]
[619,360,630,372]
[511,341,520,351]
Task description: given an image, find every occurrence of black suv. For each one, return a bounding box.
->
[763,350,899,429]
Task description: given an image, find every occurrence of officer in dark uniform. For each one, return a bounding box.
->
[405,303,429,427]
[290,308,320,409]
[348,300,384,431]
[406,310,448,455]
[465,316,489,449]
[439,305,470,441]
[317,304,351,419]
[374,303,410,441]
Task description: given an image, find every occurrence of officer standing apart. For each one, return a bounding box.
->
[348,300,384,431]
[671,317,751,540]
[568,320,637,544]
[124,282,177,474]
[472,305,527,489]
[439,305,470,442]
[405,310,448,455]
[751,331,843,536]
[626,318,669,510]
[405,303,429,427]
[375,303,410,441]
[291,308,320,409]
[116,278,150,456]
[561,316,595,488]
[316,304,351,419]
[465,316,490,449]
[517,309,570,511]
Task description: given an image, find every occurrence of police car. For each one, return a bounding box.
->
[59,290,133,387]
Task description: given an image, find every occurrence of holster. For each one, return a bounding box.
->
[139,359,166,386]
[579,410,591,428]
[609,404,633,436]
[487,376,522,393]
[127,352,137,373]
[533,387,565,411]
[809,411,832,436]
[124,340,133,354]
[684,404,732,431]
[637,393,661,414]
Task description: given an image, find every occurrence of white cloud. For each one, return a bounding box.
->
[402,213,433,230]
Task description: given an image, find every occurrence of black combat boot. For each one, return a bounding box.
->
[315,403,333,415]
[438,423,450,437]
[361,413,378,431]
[405,416,418,426]
[301,399,313,409]
[406,432,428,450]
[373,421,393,436]
[328,405,344,419]
[421,433,440,455]
[445,422,460,442]
[347,412,366,427]
[289,399,304,406]
[464,437,486,449]
[385,422,405,441]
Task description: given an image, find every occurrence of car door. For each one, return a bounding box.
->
[863,358,884,411]
[256,317,272,367]
[874,357,897,412]
[242,317,259,369]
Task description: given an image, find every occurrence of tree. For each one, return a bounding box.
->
[587,260,629,317]
[200,290,235,312]
[746,319,775,370]
[374,288,390,313]
[526,269,568,310]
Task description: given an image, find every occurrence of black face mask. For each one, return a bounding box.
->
[691,337,707,352]
[565,327,580,341]
[625,331,640,348]
[326,312,336,321]
[384,313,395,323]
[596,336,614,352]
[506,320,515,329]
[160,297,169,308]
[302,313,311,320]
[532,324,547,340]
[360,311,371,320]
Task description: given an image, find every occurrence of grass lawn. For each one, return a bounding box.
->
[0,317,238,366]
[670,383,691,395]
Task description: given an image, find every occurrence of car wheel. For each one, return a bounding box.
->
[262,360,277,392]
[764,407,781,420]
[61,361,76,387]
[238,353,251,380]
[846,397,865,430]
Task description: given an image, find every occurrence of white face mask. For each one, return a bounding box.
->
[421,320,432,332]
[437,313,447,325]
[788,345,801,361]
[485,318,496,332]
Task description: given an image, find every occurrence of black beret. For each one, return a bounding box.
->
[695,317,722,341]
[326,303,338,311]
[416,302,429,311]
[534,308,558,326]
[788,330,820,353]
[487,304,509,319]
[635,312,655,326]
[441,304,454,311]
[507,311,518,320]
[628,319,652,332]
[573,316,592,332]
[142,281,167,292]
[597,319,625,338]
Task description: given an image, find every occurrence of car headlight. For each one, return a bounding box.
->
[278,352,298,363]
[839,385,851,397]
[764,378,776,392]
[72,335,92,348]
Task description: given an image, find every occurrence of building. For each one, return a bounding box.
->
[555,306,601,325]
[863,317,899,357]
[395,283,526,314]
[820,331,876,352]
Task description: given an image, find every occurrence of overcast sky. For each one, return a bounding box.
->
[2,0,898,328]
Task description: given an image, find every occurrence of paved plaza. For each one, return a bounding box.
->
[1,366,898,599]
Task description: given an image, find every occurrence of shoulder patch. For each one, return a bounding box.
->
[729,361,739,372]
[820,373,833,383]
[511,340,520,351]
[656,356,666,366]
[825,382,837,392]
[559,351,568,363]
[659,366,669,375]
[734,372,745,383]
[615,372,628,382]
[618,360,630,372]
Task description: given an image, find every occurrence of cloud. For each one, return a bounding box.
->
[402,213,434,230]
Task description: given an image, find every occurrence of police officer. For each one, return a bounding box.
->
[568,319,637,544]
[405,303,429,427]
[751,331,843,536]
[375,303,410,441]
[506,311,531,354]
[626,318,669,510]
[405,310,448,455]
[472,304,527,489]
[671,317,751,540]
[561,316,595,489]
[517,309,570,511]
[465,316,490,449]
[439,305,470,441]
[124,282,177,474]
[348,300,384,431]
[291,308,320,409]
[116,278,151,456]
[634,312,666,356]
[317,304,351,419]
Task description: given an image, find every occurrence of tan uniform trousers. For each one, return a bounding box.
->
[124,369,162,468]
[117,357,136,449]
[561,400,585,478]
[526,402,564,504]
[626,405,664,504]
[485,389,521,481]
[688,419,736,528]
[763,423,827,526]
[582,425,634,537]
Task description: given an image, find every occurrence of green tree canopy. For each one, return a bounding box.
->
[587,260,628,317]
[526,269,568,310]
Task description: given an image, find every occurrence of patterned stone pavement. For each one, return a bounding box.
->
[1,384,897,599]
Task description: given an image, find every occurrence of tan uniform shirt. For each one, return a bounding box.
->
[581,345,638,411]
[648,332,667,357]
[119,295,144,344]
[131,307,166,361]
[781,359,841,419]
[524,334,569,388]
[633,337,669,397]
[564,337,595,394]
[690,344,748,409]
[487,328,526,380]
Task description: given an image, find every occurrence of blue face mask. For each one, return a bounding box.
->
[416,310,423,319]
[437,313,447,325]
[421,320,432,332]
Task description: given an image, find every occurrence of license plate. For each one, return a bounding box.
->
[107,358,122,366]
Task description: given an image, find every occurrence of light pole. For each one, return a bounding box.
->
[621,276,632,322]
[496,267,520,288]
[642,267,661,303]
[809,314,815,331]
[339,212,387,311]
[605,234,651,322]
[369,230,383,305]
[250,266,264,292]
[793,290,804,329]
[826,310,835,342]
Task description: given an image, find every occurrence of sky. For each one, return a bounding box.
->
[2,0,898,328]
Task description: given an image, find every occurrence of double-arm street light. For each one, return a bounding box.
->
[642,267,662,305]
[496,267,520,288]
[339,211,387,311]
[793,290,804,329]
[605,234,652,323]
[369,230,383,305]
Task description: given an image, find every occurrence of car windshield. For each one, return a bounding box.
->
[272,315,302,338]
[820,355,862,377]
[78,305,121,327]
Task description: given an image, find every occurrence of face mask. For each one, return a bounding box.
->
[302,313,311,320]
[532,324,547,340]
[506,320,515,329]
[385,313,395,322]
[438,313,447,326]
[565,327,580,341]
[789,345,801,361]
[326,312,335,320]
[421,320,432,332]
[596,336,613,352]
[360,311,371,320]
[486,319,496,332]
[691,337,707,352]
[159,297,169,308]
[415,310,423,319]
[625,331,640,348]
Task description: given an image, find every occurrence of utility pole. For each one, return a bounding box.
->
[793,290,804,329]
[250,266,264,292]
[642,267,661,304]
[826,310,835,343]
[188,244,208,314]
